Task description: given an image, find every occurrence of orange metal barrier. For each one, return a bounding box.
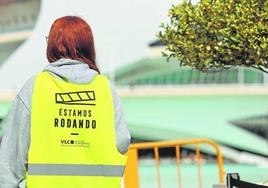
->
[124,139,225,188]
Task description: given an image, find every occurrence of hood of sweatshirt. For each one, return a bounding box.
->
[43,58,98,84]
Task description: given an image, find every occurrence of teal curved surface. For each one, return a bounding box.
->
[122,94,268,156]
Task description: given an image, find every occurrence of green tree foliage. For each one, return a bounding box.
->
[158,0,268,72]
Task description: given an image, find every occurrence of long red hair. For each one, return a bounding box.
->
[46,16,100,73]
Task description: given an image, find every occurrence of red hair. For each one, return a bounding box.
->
[46,16,100,73]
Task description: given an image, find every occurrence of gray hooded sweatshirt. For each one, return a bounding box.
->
[0,58,131,188]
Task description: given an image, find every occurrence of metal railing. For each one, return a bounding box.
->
[120,68,267,86]
[124,139,225,188]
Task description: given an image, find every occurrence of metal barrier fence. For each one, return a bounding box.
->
[124,139,225,188]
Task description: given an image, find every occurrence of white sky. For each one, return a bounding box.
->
[0,0,199,92]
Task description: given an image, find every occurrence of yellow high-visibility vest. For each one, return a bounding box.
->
[27,71,127,188]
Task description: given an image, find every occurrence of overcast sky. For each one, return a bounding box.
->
[0,0,199,91]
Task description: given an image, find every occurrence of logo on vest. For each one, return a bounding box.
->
[55,91,96,106]
[53,91,97,130]
[60,139,90,148]
[53,91,97,146]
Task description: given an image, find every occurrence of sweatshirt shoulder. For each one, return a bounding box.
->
[106,78,118,96]
[17,76,37,112]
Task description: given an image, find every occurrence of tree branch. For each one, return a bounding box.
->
[252,65,268,73]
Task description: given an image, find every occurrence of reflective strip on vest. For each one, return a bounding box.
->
[28,164,125,177]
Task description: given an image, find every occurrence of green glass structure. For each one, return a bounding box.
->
[114,57,268,158]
